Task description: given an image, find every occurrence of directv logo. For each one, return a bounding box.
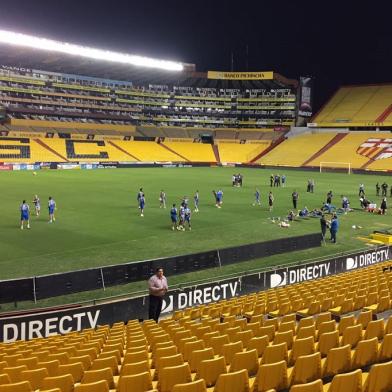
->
[161,295,174,314]
[346,249,389,270]
[270,271,287,288]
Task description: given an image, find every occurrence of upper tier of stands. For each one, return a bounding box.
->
[312,85,392,128]
[0,67,296,130]
[0,260,391,391]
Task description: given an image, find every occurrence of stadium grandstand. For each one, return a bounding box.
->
[1,28,392,392]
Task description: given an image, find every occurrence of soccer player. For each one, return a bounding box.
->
[159,190,166,209]
[268,191,274,211]
[330,214,339,243]
[184,205,192,230]
[292,190,299,209]
[139,194,145,217]
[137,188,144,208]
[33,195,40,216]
[216,190,223,208]
[253,188,261,206]
[48,197,56,223]
[20,200,30,229]
[359,183,365,197]
[281,174,286,187]
[178,205,185,231]
[376,182,380,196]
[181,196,189,208]
[194,190,199,212]
[170,204,178,230]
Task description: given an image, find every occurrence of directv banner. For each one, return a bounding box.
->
[160,277,242,315]
[207,71,274,80]
[0,296,146,343]
[265,245,390,288]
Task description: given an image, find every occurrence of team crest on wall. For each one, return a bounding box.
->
[357,138,392,160]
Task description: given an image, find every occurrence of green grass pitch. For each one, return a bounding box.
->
[0,167,391,309]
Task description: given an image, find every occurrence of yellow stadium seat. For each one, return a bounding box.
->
[261,342,288,365]
[362,360,392,392]
[288,352,322,386]
[351,337,378,370]
[252,360,289,392]
[20,368,48,390]
[340,325,362,348]
[315,313,332,329]
[196,356,227,387]
[385,316,392,335]
[183,340,205,363]
[210,335,230,356]
[81,368,115,389]
[189,348,214,373]
[68,356,91,372]
[222,341,243,366]
[90,356,119,375]
[257,326,275,342]
[123,350,149,365]
[378,333,392,361]
[3,356,23,368]
[322,369,362,392]
[247,336,269,358]
[73,380,109,392]
[3,366,28,383]
[297,326,317,341]
[14,358,38,370]
[317,331,339,357]
[172,379,207,392]
[0,381,33,392]
[121,360,151,377]
[289,337,315,366]
[159,363,192,392]
[274,330,294,350]
[155,353,183,381]
[364,296,391,315]
[0,374,10,385]
[57,362,84,383]
[229,349,259,377]
[364,319,384,340]
[213,369,249,392]
[117,372,154,392]
[321,345,351,379]
[289,379,323,392]
[41,374,74,392]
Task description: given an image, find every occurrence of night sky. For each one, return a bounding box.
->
[0,0,391,110]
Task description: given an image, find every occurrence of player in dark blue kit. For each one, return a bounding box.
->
[139,195,145,217]
[253,188,261,206]
[137,188,144,208]
[170,204,178,231]
[20,200,30,230]
[48,196,56,223]
[216,190,223,208]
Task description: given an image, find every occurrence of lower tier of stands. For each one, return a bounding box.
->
[0,261,391,391]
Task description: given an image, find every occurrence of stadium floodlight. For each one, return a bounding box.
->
[0,29,184,71]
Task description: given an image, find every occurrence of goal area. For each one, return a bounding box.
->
[319,162,352,174]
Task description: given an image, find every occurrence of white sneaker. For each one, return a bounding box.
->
[20,226,23,230]
[27,225,30,229]
[141,214,144,217]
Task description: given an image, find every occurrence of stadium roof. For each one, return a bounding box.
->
[0,29,298,89]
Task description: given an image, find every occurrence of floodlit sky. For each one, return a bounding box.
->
[0,0,391,110]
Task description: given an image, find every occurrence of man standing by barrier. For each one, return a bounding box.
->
[330,214,339,244]
[148,267,168,322]
[320,214,327,244]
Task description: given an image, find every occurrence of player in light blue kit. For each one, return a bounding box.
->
[184,205,192,230]
[20,200,30,229]
[139,195,145,217]
[253,188,261,206]
[48,196,56,223]
[33,195,40,216]
[194,191,199,213]
[170,204,178,230]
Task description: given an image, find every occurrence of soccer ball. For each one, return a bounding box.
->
[33,172,37,176]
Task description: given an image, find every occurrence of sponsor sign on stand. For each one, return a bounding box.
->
[341,246,390,272]
[160,278,242,315]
